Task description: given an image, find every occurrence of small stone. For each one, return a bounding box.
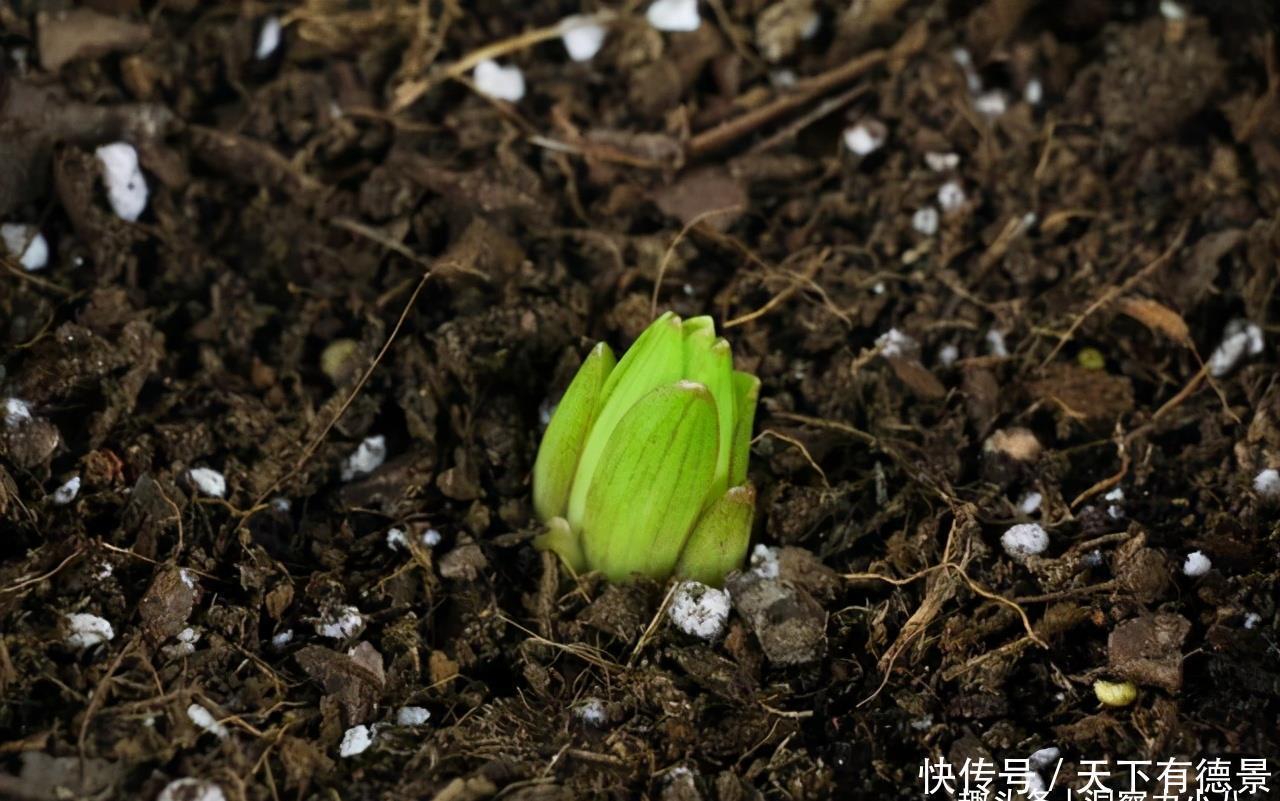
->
[911,206,939,236]
[1253,468,1279,498]
[51,475,80,505]
[95,142,149,221]
[1,223,49,271]
[842,120,887,156]
[315,606,363,639]
[255,16,281,59]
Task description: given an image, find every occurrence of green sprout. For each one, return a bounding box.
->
[532,312,759,586]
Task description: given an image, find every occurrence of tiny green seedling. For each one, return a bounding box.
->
[532,312,759,586]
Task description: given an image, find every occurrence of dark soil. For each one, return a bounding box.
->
[2,1,1279,799]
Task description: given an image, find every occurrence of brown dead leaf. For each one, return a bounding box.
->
[1117,296,1191,346]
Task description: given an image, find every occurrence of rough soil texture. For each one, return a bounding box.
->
[2,1,1279,799]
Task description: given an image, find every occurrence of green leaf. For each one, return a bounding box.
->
[728,371,760,487]
[675,484,755,587]
[532,342,616,522]
[567,312,684,530]
[581,381,719,582]
[685,327,735,502]
[533,516,585,574]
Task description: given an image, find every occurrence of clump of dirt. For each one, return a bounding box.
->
[2,1,1279,799]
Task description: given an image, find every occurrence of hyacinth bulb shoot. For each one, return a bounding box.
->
[532,312,759,586]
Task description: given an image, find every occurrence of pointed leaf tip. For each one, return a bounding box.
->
[532,341,615,522]
[675,483,755,586]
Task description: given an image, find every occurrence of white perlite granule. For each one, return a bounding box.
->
[186,703,228,739]
[560,16,606,62]
[188,467,226,498]
[1182,551,1211,577]
[339,724,373,757]
[95,142,149,221]
[157,779,227,801]
[1001,523,1048,559]
[396,706,431,726]
[473,60,525,102]
[315,606,363,639]
[668,580,731,640]
[65,613,114,649]
[341,435,386,480]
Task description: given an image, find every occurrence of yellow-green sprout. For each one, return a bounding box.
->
[532,312,759,586]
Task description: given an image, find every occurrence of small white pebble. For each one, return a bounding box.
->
[800,11,821,39]
[1082,549,1104,568]
[180,569,197,590]
[95,142,149,222]
[842,120,886,156]
[974,90,1007,117]
[910,715,933,731]
[315,606,363,639]
[575,698,607,726]
[985,329,1009,357]
[1002,523,1049,559]
[1254,468,1280,498]
[1182,551,1211,577]
[271,630,294,649]
[271,496,291,513]
[472,59,525,102]
[1159,0,1187,21]
[911,206,939,236]
[937,180,966,213]
[1243,612,1261,630]
[97,561,114,579]
[749,543,780,578]
[51,475,80,505]
[646,0,701,32]
[186,703,228,739]
[1024,78,1043,105]
[341,435,386,481]
[65,613,114,649]
[872,281,885,295]
[423,528,442,547]
[938,344,959,367]
[386,528,408,550]
[188,467,226,498]
[877,327,918,359]
[1,223,49,271]
[165,626,201,657]
[951,47,982,93]
[769,69,797,88]
[255,16,281,60]
[396,706,431,726]
[1029,746,1061,771]
[1104,487,1125,520]
[157,779,227,801]
[339,725,373,757]
[924,151,960,172]
[1017,491,1043,515]
[1208,319,1264,377]
[560,16,606,62]
[4,397,32,427]
[668,580,731,640]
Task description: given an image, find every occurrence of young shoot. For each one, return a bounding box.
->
[532,312,759,586]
